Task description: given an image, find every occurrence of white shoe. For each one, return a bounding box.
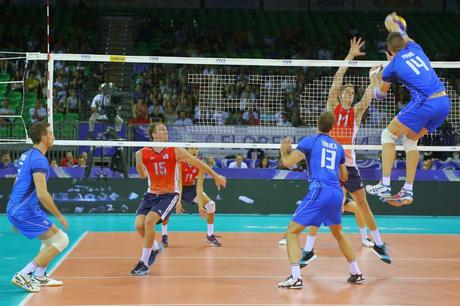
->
[278,275,303,289]
[361,238,375,248]
[11,272,40,293]
[365,181,391,199]
[278,237,287,245]
[31,275,63,286]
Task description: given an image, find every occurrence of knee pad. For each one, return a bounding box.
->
[403,136,418,152]
[43,229,69,252]
[204,200,216,214]
[381,128,398,145]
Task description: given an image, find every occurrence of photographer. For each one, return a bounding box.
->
[88,83,123,139]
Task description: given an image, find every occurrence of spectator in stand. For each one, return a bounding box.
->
[163,106,179,125]
[205,156,217,168]
[75,156,86,168]
[149,104,165,123]
[133,84,146,101]
[228,154,248,169]
[422,159,433,170]
[0,98,15,123]
[29,100,47,123]
[25,70,40,93]
[226,110,247,125]
[174,111,193,126]
[131,98,149,124]
[277,112,293,127]
[60,151,78,167]
[50,159,58,168]
[212,108,229,126]
[243,107,259,125]
[258,156,270,168]
[65,88,81,114]
[247,149,265,160]
[0,152,14,169]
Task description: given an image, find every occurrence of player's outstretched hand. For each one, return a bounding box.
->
[280,137,293,155]
[348,37,366,58]
[214,175,227,190]
[58,215,69,231]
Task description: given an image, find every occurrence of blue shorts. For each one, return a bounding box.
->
[292,187,342,227]
[182,185,198,204]
[342,166,364,193]
[397,95,451,133]
[136,192,180,223]
[7,209,53,239]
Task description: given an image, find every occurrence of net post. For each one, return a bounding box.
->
[47,53,54,132]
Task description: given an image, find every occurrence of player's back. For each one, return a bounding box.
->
[142,147,180,194]
[383,42,445,102]
[296,134,345,190]
[7,148,49,216]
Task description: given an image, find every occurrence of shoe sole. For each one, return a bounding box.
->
[299,254,317,269]
[371,249,392,264]
[278,285,303,289]
[278,239,287,246]
[361,242,375,248]
[206,240,222,247]
[11,279,40,293]
[129,272,149,276]
[348,280,365,285]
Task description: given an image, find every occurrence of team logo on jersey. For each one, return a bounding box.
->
[43,220,49,226]
[163,154,169,160]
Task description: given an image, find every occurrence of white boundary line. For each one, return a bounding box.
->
[50,275,460,281]
[18,231,89,306]
[63,304,395,306]
[65,256,460,262]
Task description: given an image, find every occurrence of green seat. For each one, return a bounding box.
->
[0,72,10,82]
[8,91,22,104]
[53,113,64,122]
[66,113,80,122]
[25,92,37,100]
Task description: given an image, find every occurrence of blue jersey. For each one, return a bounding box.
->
[296,133,345,190]
[382,42,445,104]
[7,148,49,216]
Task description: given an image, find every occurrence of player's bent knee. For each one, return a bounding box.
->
[403,136,418,152]
[381,128,398,145]
[205,200,216,214]
[43,229,69,252]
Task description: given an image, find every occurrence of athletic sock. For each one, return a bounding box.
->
[359,228,368,240]
[403,182,413,191]
[140,247,152,265]
[382,175,391,187]
[349,260,361,275]
[20,261,38,275]
[161,224,168,236]
[153,240,160,251]
[207,223,214,236]
[33,266,47,278]
[291,264,301,279]
[304,235,316,252]
[370,229,384,247]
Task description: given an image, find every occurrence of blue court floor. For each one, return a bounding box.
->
[1,214,460,305]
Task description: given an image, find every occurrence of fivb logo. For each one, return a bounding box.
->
[348,60,358,66]
[81,55,91,60]
[149,56,159,62]
[216,58,226,64]
[282,59,292,65]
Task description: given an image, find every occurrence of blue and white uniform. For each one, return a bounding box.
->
[382,41,450,133]
[292,134,345,227]
[7,148,52,239]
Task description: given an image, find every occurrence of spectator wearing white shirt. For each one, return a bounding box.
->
[88,84,124,138]
[174,111,193,126]
[277,113,293,127]
[228,154,248,169]
[212,109,229,126]
[0,98,14,123]
[29,100,47,124]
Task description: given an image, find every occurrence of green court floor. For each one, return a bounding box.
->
[1,214,460,306]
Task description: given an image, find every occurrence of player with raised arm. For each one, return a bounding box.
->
[130,123,226,276]
[277,112,364,289]
[160,147,222,247]
[366,13,451,206]
[7,122,69,292]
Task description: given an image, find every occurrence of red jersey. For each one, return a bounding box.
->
[181,161,199,187]
[141,147,180,194]
[329,104,358,166]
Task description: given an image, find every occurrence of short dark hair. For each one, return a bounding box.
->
[29,122,50,144]
[317,111,335,133]
[387,32,405,54]
[148,122,164,140]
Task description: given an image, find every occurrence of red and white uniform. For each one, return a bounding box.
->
[329,104,358,167]
[181,161,199,187]
[141,147,180,194]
